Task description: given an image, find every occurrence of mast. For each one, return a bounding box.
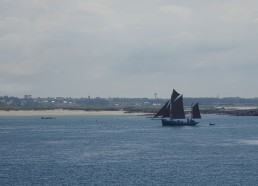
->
[191,102,193,119]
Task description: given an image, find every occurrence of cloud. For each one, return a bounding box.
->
[159,5,193,19]
[0,0,258,97]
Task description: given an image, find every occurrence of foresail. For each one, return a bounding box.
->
[154,100,170,118]
[192,103,201,119]
[163,100,170,117]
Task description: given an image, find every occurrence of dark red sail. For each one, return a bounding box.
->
[171,89,180,102]
[192,103,201,119]
[153,100,170,118]
[171,94,185,119]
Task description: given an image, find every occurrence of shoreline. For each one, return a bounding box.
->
[1,107,257,117]
[0,109,141,116]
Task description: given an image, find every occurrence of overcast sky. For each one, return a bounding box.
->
[1,0,258,98]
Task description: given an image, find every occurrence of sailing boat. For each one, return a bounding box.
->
[154,89,201,126]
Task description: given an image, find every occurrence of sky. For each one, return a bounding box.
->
[1,0,258,98]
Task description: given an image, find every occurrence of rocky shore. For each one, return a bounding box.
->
[201,108,258,116]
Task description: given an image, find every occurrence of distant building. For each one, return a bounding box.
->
[24,95,32,99]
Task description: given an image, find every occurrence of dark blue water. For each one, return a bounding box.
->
[1,114,258,185]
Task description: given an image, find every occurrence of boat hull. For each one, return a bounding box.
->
[162,119,198,126]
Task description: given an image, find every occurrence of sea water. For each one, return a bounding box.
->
[1,114,258,186]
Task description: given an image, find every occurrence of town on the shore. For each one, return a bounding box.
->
[1,95,258,116]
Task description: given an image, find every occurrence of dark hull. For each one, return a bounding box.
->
[162,119,198,126]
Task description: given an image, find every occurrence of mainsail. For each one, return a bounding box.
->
[171,89,180,102]
[192,103,201,119]
[171,94,185,119]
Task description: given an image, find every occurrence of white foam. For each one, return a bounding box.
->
[239,140,258,145]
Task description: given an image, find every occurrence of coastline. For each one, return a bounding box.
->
[1,107,257,117]
[0,109,140,117]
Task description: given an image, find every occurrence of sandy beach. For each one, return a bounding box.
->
[0,109,139,116]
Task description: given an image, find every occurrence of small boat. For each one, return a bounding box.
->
[209,123,215,125]
[41,117,55,119]
[153,89,201,126]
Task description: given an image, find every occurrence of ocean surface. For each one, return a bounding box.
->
[1,114,258,186]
